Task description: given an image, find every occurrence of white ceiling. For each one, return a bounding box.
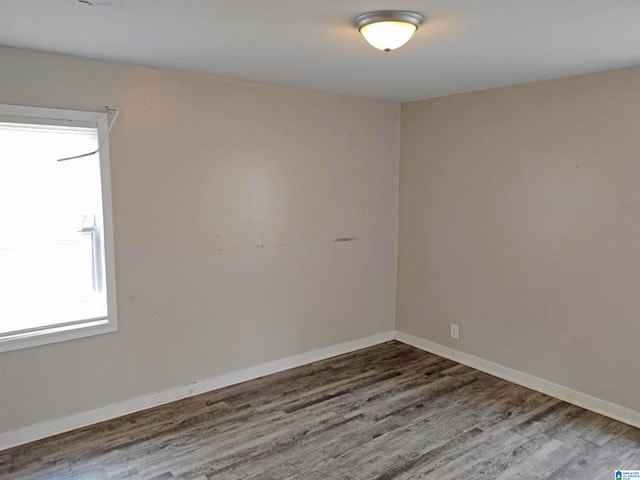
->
[1,0,639,101]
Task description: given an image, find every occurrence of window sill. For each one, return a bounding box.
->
[0,319,117,353]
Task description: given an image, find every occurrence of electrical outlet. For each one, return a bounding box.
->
[450,324,459,339]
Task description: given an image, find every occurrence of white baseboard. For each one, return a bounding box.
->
[0,331,395,451]
[394,331,640,429]
[4,329,636,451]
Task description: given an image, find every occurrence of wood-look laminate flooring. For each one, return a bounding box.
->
[1,341,639,479]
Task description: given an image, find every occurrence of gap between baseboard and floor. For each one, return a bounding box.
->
[1,329,638,451]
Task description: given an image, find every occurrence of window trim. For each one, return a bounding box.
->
[0,104,118,352]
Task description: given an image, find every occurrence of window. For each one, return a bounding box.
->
[0,104,117,352]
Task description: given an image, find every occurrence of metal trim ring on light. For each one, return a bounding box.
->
[353,10,424,31]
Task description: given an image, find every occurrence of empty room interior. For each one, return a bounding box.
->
[0,1,639,478]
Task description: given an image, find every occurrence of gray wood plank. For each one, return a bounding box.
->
[1,341,637,480]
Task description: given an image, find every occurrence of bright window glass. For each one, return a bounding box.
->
[0,106,117,351]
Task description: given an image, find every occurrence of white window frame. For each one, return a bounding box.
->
[0,104,118,352]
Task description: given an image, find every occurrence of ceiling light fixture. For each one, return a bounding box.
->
[354,10,424,52]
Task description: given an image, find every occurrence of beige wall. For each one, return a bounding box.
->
[1,44,637,437]
[0,47,400,433]
[398,67,640,412]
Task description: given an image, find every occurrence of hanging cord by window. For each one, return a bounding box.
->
[56,107,119,162]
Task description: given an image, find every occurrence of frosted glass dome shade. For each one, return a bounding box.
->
[360,21,418,51]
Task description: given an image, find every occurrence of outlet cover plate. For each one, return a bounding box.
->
[450,324,459,339]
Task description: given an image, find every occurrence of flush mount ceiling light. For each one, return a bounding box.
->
[354,10,424,51]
